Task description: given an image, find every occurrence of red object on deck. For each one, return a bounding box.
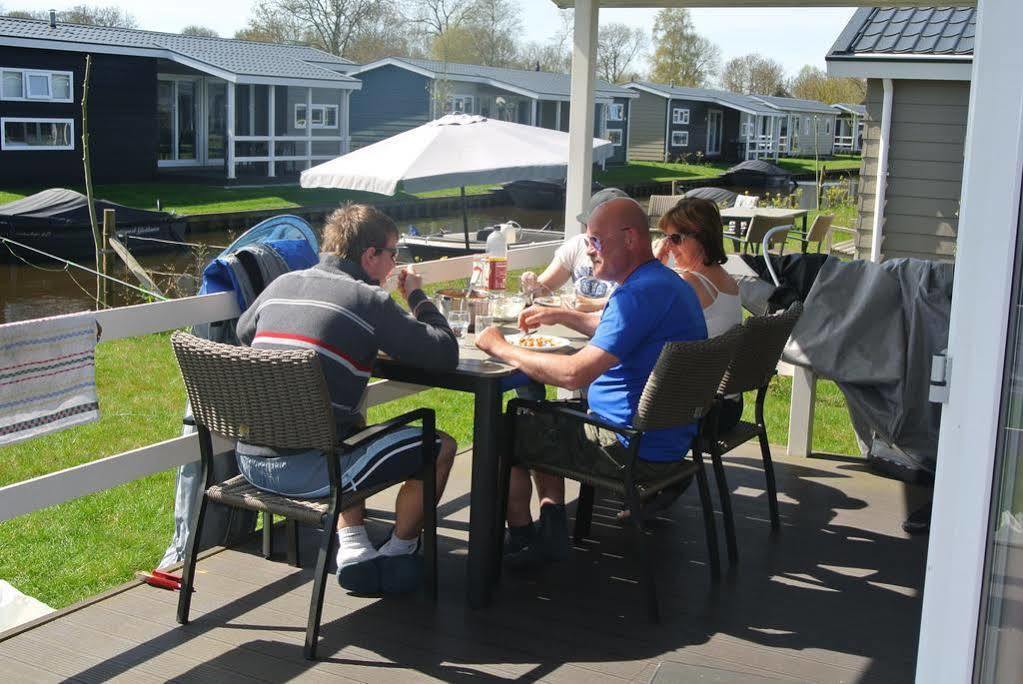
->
[135,569,182,591]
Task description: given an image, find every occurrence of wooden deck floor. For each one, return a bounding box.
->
[0,444,930,683]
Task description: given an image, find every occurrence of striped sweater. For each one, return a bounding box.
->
[236,254,458,435]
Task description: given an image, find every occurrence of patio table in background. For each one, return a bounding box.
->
[720,206,809,235]
[373,324,588,609]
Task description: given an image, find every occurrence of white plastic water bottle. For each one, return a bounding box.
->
[502,220,519,245]
[484,227,508,292]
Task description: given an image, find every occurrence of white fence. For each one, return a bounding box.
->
[0,240,816,524]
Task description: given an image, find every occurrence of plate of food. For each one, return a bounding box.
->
[532,296,561,308]
[506,333,573,352]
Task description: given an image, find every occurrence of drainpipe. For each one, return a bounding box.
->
[870,78,893,262]
[664,98,671,162]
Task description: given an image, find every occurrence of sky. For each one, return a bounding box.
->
[20,1,858,78]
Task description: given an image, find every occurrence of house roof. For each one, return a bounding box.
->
[833,103,867,117]
[0,16,360,88]
[827,7,975,81]
[751,95,836,115]
[350,56,637,102]
[625,82,781,117]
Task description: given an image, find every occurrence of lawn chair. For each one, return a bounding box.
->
[646,194,683,230]
[504,327,743,622]
[727,193,760,234]
[827,225,858,258]
[733,214,793,255]
[699,303,803,565]
[792,214,834,254]
[170,332,439,660]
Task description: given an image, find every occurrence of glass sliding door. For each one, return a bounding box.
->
[206,80,226,162]
[157,81,174,160]
[707,109,722,156]
[176,80,196,161]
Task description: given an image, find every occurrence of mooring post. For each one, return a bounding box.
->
[101,208,114,308]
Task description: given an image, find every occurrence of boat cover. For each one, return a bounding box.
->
[683,186,739,206]
[723,160,792,179]
[0,188,175,227]
[783,257,954,478]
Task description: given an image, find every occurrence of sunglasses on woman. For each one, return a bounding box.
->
[665,232,687,245]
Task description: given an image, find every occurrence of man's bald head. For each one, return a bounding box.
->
[585,198,654,283]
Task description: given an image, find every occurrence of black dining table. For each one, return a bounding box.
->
[373,324,587,609]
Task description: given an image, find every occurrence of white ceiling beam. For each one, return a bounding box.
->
[552,1,972,7]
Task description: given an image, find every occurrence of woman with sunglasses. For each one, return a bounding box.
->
[655,197,744,431]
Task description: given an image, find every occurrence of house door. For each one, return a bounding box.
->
[157,75,201,167]
[707,109,722,156]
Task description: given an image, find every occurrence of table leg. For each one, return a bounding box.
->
[467,381,502,609]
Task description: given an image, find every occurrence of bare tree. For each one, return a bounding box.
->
[648,9,719,88]
[346,3,421,62]
[403,0,474,37]
[5,4,137,27]
[236,2,308,44]
[516,41,570,73]
[597,23,646,84]
[238,0,388,56]
[463,0,521,67]
[789,65,866,104]
[181,25,220,38]
[721,54,786,95]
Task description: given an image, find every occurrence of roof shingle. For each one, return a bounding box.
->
[836,6,976,57]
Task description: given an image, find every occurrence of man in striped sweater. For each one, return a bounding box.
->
[236,204,459,594]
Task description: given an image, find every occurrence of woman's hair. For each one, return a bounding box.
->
[657,197,728,266]
[321,203,399,261]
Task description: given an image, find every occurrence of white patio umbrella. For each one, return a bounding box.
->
[301,113,615,248]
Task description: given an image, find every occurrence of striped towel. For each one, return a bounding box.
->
[0,312,99,447]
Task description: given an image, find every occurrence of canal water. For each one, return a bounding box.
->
[0,178,855,324]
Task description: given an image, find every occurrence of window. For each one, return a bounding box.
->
[825,119,832,134]
[740,121,753,137]
[0,68,73,102]
[294,104,339,129]
[672,107,689,124]
[606,128,623,146]
[804,116,810,129]
[447,94,475,114]
[1,117,74,150]
[670,130,689,147]
[607,103,625,121]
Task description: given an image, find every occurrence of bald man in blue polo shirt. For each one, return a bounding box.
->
[475,198,707,566]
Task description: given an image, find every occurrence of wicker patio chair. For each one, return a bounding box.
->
[646,194,683,229]
[792,214,835,254]
[170,331,439,660]
[827,225,858,258]
[504,326,743,623]
[700,302,803,565]
[732,214,794,255]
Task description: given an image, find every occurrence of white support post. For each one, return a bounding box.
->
[306,86,313,169]
[267,85,276,178]
[226,81,236,180]
[342,90,350,153]
[248,84,255,136]
[532,99,538,127]
[564,0,598,239]
[555,101,562,131]
[787,366,817,457]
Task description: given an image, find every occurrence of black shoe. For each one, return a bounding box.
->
[504,522,545,570]
[902,502,932,535]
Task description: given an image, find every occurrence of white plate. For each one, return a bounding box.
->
[506,333,573,352]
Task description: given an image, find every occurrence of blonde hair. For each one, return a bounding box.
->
[321,203,399,261]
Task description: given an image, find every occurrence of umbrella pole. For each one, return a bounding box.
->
[460,186,470,250]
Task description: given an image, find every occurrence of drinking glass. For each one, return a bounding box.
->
[559,282,577,310]
[447,311,469,339]
[475,315,494,332]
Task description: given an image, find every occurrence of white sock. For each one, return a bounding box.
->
[378,533,418,557]
[336,525,379,568]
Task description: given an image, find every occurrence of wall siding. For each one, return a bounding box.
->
[854,78,969,262]
[626,90,667,161]
[0,47,157,185]
[787,112,837,157]
[349,65,430,149]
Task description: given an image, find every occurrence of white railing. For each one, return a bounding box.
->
[0,242,561,523]
[833,135,857,152]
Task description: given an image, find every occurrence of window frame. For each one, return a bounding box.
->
[1,117,75,151]
[606,128,623,146]
[607,103,625,122]
[295,103,340,130]
[447,94,475,115]
[0,68,74,103]
[670,130,689,147]
[672,107,690,125]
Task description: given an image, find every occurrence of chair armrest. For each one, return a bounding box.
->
[507,398,639,440]
[341,408,435,453]
[182,416,196,427]
[830,225,856,235]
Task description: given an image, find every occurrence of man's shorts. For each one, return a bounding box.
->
[512,402,686,484]
[236,426,439,499]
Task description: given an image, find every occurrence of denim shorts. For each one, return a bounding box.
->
[236,426,438,499]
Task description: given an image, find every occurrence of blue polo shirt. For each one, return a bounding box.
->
[588,259,708,462]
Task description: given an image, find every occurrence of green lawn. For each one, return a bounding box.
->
[0,267,860,610]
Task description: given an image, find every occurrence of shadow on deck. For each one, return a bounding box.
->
[0,445,929,683]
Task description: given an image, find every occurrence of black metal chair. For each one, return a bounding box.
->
[170,331,439,660]
[700,302,803,565]
[503,327,743,622]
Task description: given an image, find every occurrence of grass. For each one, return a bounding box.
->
[0,266,860,610]
[0,156,860,216]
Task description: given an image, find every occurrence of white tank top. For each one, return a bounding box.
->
[687,270,743,337]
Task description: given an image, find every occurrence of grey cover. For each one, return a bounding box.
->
[783,258,954,474]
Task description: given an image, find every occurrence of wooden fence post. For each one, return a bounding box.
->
[101,208,114,308]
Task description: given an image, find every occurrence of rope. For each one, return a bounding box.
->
[123,235,228,250]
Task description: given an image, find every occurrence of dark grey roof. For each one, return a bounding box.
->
[833,103,867,117]
[356,56,634,100]
[753,95,836,115]
[0,16,358,85]
[829,6,975,59]
[627,81,780,116]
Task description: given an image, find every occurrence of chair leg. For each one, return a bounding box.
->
[286,519,300,568]
[709,450,739,565]
[626,488,659,623]
[422,454,438,602]
[304,509,339,661]
[694,464,722,581]
[573,484,595,543]
[758,429,781,530]
[176,493,209,625]
[262,511,273,560]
